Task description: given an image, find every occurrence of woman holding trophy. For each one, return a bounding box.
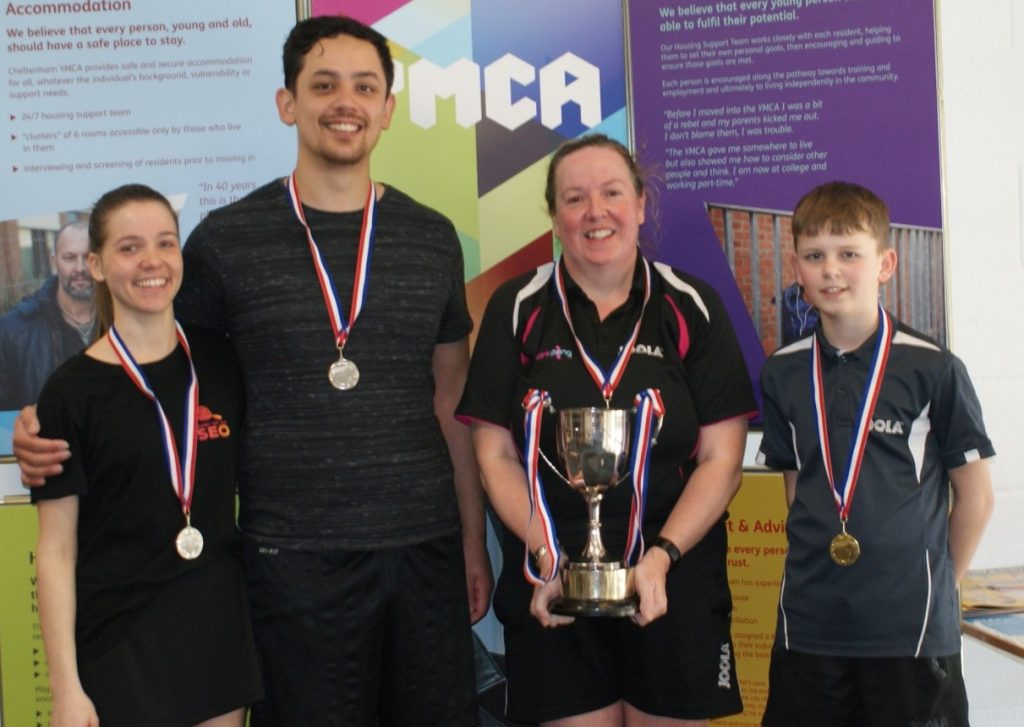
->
[458,134,755,726]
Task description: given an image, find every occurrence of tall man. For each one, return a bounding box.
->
[0,221,95,410]
[16,16,491,726]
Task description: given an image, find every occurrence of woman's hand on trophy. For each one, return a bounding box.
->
[632,548,670,626]
[530,577,574,628]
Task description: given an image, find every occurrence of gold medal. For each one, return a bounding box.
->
[829,530,860,566]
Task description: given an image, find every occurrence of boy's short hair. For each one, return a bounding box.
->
[792,181,890,250]
[282,15,394,95]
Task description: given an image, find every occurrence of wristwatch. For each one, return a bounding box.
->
[653,536,681,569]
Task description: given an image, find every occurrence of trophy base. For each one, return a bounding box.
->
[552,561,636,618]
[550,597,637,618]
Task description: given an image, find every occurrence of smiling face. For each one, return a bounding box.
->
[551,145,645,279]
[276,34,395,173]
[794,228,897,336]
[88,200,182,322]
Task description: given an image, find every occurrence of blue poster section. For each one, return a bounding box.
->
[3,0,296,238]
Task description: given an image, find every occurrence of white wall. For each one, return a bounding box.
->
[940,0,1024,572]
[938,0,1024,721]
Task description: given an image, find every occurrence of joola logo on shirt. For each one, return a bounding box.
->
[536,345,573,361]
[197,405,232,442]
[871,418,904,435]
[717,643,732,688]
[632,343,664,358]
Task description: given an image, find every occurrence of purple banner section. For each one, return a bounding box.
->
[627,0,942,392]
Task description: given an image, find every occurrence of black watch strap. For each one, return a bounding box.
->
[654,536,681,568]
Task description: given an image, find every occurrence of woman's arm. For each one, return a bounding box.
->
[633,415,749,626]
[471,420,574,627]
[36,496,99,727]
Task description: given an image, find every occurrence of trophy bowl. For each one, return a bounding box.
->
[552,407,637,617]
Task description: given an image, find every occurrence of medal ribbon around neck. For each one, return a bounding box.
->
[287,172,377,353]
[552,256,652,406]
[624,388,665,566]
[522,389,562,585]
[108,321,199,518]
[811,305,892,524]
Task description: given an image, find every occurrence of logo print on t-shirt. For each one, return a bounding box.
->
[197,404,232,442]
[871,418,905,436]
[535,344,574,361]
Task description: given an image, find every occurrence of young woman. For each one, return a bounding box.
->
[32,185,261,727]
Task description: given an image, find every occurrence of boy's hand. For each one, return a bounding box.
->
[13,405,70,487]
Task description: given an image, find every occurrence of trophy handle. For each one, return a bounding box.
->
[651,411,664,445]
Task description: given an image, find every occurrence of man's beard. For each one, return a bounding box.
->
[62,276,95,302]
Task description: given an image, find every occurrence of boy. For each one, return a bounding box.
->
[757,181,994,726]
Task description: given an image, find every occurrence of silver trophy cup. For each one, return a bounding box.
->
[552,406,637,617]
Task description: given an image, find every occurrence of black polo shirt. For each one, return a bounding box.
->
[458,255,756,557]
[757,317,995,657]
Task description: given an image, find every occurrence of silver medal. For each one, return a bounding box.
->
[175,525,204,560]
[328,355,360,390]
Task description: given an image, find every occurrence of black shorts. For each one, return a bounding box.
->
[494,526,742,723]
[762,648,969,727]
[243,532,477,727]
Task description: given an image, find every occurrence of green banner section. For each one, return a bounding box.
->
[0,504,50,727]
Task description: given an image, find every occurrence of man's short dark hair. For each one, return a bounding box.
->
[283,15,394,94]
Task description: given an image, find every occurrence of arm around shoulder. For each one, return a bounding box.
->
[14,404,71,487]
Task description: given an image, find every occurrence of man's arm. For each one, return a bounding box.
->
[433,338,493,624]
[13,405,70,487]
[948,459,994,584]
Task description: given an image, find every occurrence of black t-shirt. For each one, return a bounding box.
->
[458,257,757,556]
[757,319,995,657]
[175,180,472,547]
[33,325,244,655]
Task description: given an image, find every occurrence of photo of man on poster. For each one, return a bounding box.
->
[0,219,96,412]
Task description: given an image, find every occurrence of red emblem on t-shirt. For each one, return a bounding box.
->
[197,404,232,442]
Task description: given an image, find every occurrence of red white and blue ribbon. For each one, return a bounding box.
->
[108,321,199,517]
[624,388,665,565]
[287,172,376,352]
[810,305,892,522]
[552,257,652,405]
[521,388,562,585]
